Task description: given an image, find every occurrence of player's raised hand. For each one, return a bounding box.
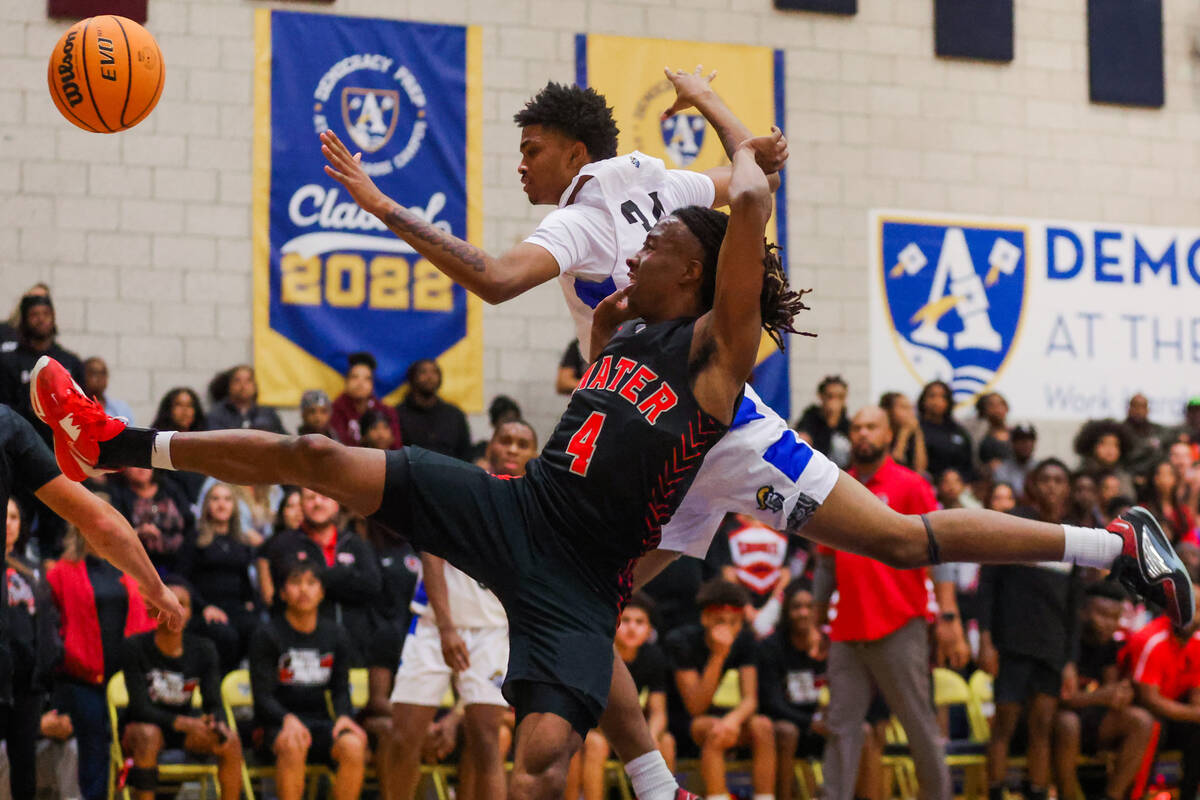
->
[736,125,788,176]
[661,64,718,120]
[321,130,389,217]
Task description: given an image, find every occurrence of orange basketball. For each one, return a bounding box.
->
[46,15,164,133]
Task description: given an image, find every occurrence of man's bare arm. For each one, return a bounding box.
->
[321,130,558,303]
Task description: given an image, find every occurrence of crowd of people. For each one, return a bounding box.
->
[0,282,1197,800]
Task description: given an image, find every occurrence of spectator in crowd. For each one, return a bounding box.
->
[1119,577,1200,800]
[968,391,1012,464]
[257,488,382,663]
[395,358,472,461]
[119,576,242,800]
[359,407,398,450]
[665,579,775,800]
[793,375,850,469]
[556,338,586,395]
[248,559,367,800]
[0,293,84,446]
[110,467,195,576]
[1068,471,1105,528]
[758,578,828,800]
[707,512,796,638]
[189,483,261,673]
[256,487,303,608]
[566,592,672,800]
[986,481,1017,514]
[642,555,719,635]
[151,388,208,503]
[879,391,928,475]
[1103,496,1135,527]
[1096,471,1124,513]
[814,406,958,800]
[918,380,974,481]
[1052,582,1153,800]
[0,282,50,353]
[978,458,1082,800]
[48,526,157,800]
[1074,419,1135,499]
[329,352,401,447]
[1139,459,1198,547]
[388,419,536,800]
[297,390,335,438]
[470,395,522,465]
[1169,441,1200,515]
[1169,398,1200,449]
[993,423,1036,501]
[1123,393,1168,474]
[81,357,132,424]
[205,365,286,434]
[1,498,61,799]
[936,466,978,510]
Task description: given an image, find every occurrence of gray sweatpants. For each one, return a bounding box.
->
[822,617,951,800]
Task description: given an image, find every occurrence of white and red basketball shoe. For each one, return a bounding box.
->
[29,356,125,481]
[1108,506,1195,627]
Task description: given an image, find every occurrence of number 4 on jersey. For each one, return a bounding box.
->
[565,411,606,476]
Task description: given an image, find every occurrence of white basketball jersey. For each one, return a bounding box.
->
[411,563,507,629]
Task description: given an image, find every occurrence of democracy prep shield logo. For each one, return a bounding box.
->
[341,87,401,153]
[660,113,706,167]
[879,219,1027,405]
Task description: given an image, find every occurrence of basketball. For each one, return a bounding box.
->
[46,15,164,133]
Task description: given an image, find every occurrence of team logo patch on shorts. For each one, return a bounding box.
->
[490,670,505,689]
[785,493,820,533]
[756,485,784,513]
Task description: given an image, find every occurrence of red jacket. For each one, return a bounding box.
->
[329,392,402,447]
[47,559,156,685]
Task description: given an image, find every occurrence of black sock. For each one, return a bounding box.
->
[96,427,156,470]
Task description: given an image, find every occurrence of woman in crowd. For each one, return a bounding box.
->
[917,380,974,480]
[936,467,979,510]
[359,407,399,450]
[1139,459,1198,547]
[109,467,195,576]
[190,482,262,672]
[256,487,303,608]
[151,388,208,504]
[879,391,928,475]
[1073,419,1136,499]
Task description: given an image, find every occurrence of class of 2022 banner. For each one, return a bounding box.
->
[576,34,791,420]
[253,10,482,410]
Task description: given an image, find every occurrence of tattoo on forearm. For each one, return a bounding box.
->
[383,204,488,273]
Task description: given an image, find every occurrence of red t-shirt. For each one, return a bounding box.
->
[1121,615,1200,701]
[822,457,938,643]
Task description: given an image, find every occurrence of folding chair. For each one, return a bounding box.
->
[107,670,219,800]
[933,667,989,799]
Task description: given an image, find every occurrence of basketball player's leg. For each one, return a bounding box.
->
[507,684,587,800]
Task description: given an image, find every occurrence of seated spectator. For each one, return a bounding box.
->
[666,578,775,800]
[359,407,398,450]
[879,391,927,475]
[1052,582,1153,800]
[556,338,586,395]
[1123,393,1168,475]
[2,498,60,799]
[968,391,1012,465]
[1103,496,1135,527]
[1169,441,1200,516]
[151,387,208,504]
[1074,419,1135,499]
[758,578,827,800]
[256,487,303,607]
[1139,459,1198,547]
[48,526,157,800]
[120,576,242,800]
[82,357,133,424]
[110,467,195,575]
[1169,398,1200,451]
[918,380,974,481]
[189,483,261,672]
[297,390,335,438]
[329,352,401,446]
[0,282,49,353]
[936,466,979,510]
[257,488,381,663]
[470,395,521,465]
[1096,470,1124,513]
[395,359,472,461]
[205,365,286,434]
[707,512,796,638]
[642,554,718,634]
[1120,579,1200,800]
[248,560,367,800]
[566,592,673,800]
[994,423,1036,501]
[793,375,850,469]
[1068,471,1105,528]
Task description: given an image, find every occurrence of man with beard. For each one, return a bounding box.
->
[0,295,83,445]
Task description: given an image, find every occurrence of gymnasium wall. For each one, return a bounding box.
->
[4,0,1199,453]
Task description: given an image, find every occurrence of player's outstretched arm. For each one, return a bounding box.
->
[35,476,184,629]
[321,130,559,303]
[662,66,787,206]
[690,137,776,423]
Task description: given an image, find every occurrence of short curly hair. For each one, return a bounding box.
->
[1072,418,1132,460]
[513,82,620,161]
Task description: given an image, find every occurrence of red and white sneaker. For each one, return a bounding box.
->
[672,790,700,800]
[1108,506,1195,628]
[29,356,125,481]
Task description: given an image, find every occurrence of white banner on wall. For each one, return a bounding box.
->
[868,210,1200,423]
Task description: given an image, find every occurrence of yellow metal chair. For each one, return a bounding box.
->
[106,670,219,800]
[934,667,989,799]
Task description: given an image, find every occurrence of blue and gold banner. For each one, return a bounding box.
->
[577,34,790,419]
[253,10,482,410]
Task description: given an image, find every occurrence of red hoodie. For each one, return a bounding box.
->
[47,559,156,685]
[329,392,402,447]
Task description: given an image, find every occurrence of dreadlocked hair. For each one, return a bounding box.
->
[513,82,620,161]
[673,205,814,351]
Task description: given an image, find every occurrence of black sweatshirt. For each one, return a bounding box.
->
[757,632,826,730]
[122,632,221,728]
[189,535,257,614]
[249,615,353,727]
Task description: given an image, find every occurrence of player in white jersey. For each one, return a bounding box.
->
[320,68,1194,800]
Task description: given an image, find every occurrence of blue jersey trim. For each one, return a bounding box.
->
[762,429,813,482]
[731,394,764,430]
[573,276,617,309]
